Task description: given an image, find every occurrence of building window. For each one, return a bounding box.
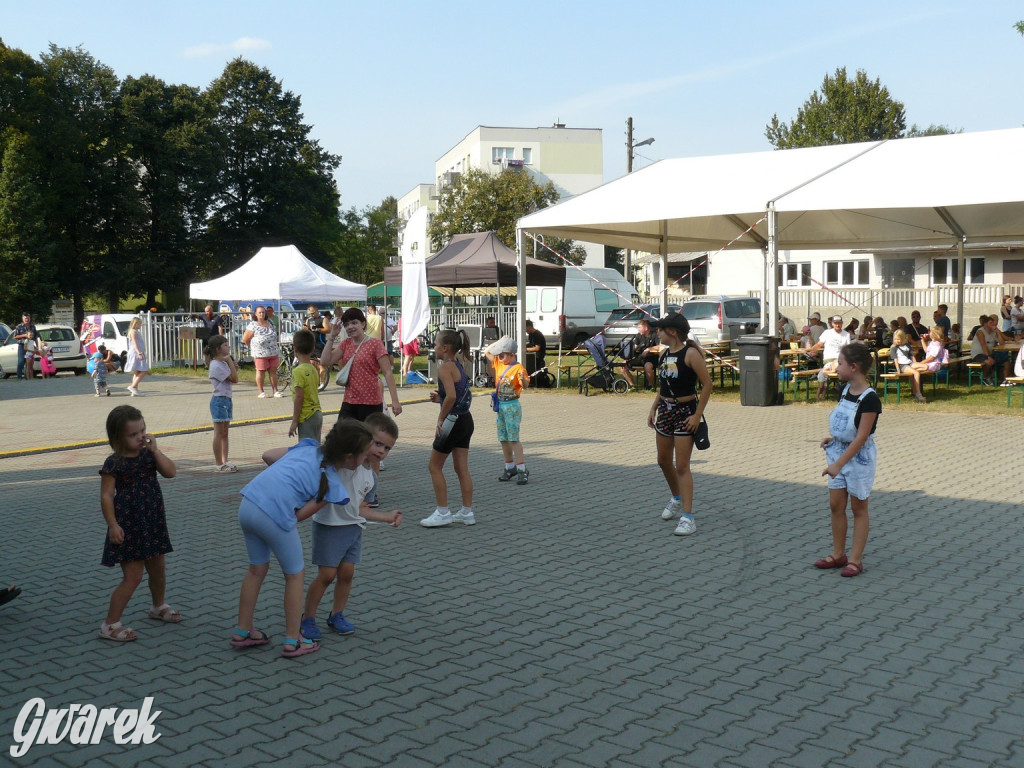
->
[491,147,514,163]
[522,148,533,165]
[777,262,811,287]
[931,256,985,285]
[824,259,868,287]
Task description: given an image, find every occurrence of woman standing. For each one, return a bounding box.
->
[242,306,282,398]
[648,312,712,536]
[322,308,402,420]
[124,317,149,397]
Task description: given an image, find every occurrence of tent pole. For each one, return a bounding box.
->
[659,220,668,316]
[766,204,778,336]
[956,236,966,341]
[516,228,525,362]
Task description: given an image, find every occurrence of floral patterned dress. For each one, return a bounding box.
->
[99,450,173,566]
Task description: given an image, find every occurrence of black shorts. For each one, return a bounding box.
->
[339,401,384,422]
[432,412,474,454]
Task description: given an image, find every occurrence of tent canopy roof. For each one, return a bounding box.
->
[384,231,565,288]
[190,245,366,302]
[518,128,1024,252]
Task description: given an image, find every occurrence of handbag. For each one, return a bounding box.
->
[335,337,367,386]
[694,416,710,451]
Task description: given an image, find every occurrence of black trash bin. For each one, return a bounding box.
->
[738,334,779,406]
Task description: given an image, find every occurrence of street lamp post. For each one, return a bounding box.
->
[625,117,654,289]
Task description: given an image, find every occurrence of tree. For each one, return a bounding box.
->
[905,123,961,137]
[334,197,398,286]
[429,167,559,254]
[765,67,906,149]
[203,58,342,275]
[0,133,58,321]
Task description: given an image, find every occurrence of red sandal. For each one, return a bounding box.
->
[840,562,865,577]
[813,554,848,569]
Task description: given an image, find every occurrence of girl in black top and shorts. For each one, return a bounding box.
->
[647,313,713,536]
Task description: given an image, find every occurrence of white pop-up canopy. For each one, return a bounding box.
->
[517,127,1024,332]
[190,244,366,302]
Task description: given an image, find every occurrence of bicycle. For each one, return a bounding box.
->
[276,340,294,393]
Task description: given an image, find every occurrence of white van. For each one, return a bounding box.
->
[80,313,138,368]
[526,267,640,348]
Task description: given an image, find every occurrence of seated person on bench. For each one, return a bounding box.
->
[621,318,660,390]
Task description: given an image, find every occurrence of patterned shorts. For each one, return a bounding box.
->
[654,399,697,437]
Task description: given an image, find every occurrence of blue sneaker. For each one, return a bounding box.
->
[326,612,355,636]
[299,615,321,640]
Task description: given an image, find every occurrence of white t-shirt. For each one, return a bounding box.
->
[819,328,851,361]
[312,465,374,527]
[970,328,997,358]
[1011,305,1024,332]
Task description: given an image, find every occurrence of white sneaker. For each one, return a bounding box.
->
[452,508,476,525]
[420,509,452,528]
[257,392,267,398]
[661,498,682,520]
[273,391,284,398]
[673,514,697,536]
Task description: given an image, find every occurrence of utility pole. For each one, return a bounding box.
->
[625,118,634,285]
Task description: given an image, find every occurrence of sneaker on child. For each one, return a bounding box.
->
[326,612,355,636]
[661,498,682,520]
[299,616,322,640]
[673,513,697,536]
[498,467,517,481]
[452,508,476,525]
[516,468,530,486]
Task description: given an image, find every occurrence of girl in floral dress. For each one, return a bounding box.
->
[98,406,182,642]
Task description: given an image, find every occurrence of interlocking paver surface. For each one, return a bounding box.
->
[1,372,1022,767]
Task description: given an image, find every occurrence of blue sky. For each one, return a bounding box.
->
[4,1,1022,211]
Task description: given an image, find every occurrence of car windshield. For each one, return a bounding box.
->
[724,299,761,318]
[607,306,643,322]
[116,320,131,335]
[39,328,75,342]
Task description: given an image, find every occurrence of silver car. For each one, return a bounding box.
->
[681,295,762,343]
[602,303,681,348]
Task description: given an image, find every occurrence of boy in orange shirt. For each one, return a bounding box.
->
[484,336,531,485]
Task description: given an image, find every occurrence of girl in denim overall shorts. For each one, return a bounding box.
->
[814,343,880,577]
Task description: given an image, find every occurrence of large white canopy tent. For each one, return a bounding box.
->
[190,244,366,303]
[517,127,1024,335]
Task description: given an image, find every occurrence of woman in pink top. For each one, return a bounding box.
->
[322,307,403,423]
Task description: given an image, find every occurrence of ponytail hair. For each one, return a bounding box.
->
[316,419,373,502]
[204,334,228,363]
[436,328,472,366]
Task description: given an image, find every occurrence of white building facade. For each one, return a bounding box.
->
[397,124,605,268]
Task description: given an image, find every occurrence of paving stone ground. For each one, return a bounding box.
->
[1,372,1022,767]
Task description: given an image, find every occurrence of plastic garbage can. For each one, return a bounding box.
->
[738,334,779,406]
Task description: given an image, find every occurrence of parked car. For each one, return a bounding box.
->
[0,323,87,377]
[681,295,762,343]
[601,303,681,348]
[0,322,10,346]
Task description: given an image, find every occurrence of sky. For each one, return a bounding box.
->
[4,1,1023,212]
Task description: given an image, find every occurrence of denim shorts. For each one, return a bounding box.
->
[210,395,233,423]
[311,522,363,567]
[237,498,304,574]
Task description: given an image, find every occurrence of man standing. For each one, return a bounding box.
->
[934,304,952,342]
[201,305,224,336]
[365,304,385,343]
[524,319,547,386]
[13,312,38,380]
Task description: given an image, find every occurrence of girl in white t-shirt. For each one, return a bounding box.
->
[206,335,239,472]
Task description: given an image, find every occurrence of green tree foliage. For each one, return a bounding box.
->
[203,58,342,274]
[430,167,586,263]
[0,133,57,321]
[765,67,906,149]
[905,124,961,138]
[334,197,398,285]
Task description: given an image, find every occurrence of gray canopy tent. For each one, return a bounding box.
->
[517,127,1024,335]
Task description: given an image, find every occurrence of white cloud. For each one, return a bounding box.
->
[180,37,272,59]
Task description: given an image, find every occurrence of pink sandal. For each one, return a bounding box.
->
[149,604,183,623]
[281,637,319,658]
[230,628,271,648]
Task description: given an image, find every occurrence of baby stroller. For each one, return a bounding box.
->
[578,333,630,396]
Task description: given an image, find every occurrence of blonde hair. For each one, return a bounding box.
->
[929,325,945,342]
[892,329,907,345]
[128,317,142,331]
